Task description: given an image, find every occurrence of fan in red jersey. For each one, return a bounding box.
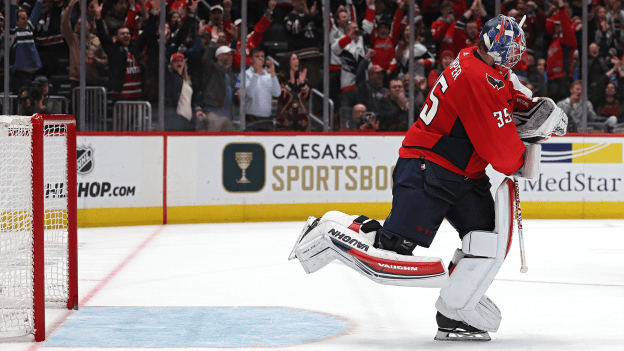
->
[289,15,567,342]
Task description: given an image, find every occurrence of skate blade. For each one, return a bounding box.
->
[434,329,491,342]
[288,216,319,260]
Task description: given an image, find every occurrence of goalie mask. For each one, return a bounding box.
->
[480,15,526,69]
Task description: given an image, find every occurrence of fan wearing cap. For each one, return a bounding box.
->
[231,1,276,70]
[164,53,198,131]
[545,0,577,103]
[198,38,236,131]
[202,0,233,47]
[427,49,455,89]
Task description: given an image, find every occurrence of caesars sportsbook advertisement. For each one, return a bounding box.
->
[74,135,624,223]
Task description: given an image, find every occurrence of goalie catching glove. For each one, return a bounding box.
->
[513,95,568,143]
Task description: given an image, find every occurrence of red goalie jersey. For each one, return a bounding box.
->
[400,47,525,178]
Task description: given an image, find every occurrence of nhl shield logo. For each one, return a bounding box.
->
[77,146,95,175]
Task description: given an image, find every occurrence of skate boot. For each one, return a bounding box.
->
[434,312,491,341]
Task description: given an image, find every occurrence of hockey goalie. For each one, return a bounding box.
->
[290,14,567,342]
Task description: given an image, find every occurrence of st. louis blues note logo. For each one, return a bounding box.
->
[486,74,505,90]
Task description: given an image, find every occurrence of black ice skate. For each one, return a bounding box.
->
[434,312,491,341]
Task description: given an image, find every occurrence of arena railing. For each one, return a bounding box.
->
[113,101,152,132]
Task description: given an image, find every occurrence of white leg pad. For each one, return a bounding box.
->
[437,178,516,332]
[435,294,501,330]
[290,211,451,288]
[293,233,337,274]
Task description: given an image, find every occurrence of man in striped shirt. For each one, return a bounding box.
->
[9,0,43,94]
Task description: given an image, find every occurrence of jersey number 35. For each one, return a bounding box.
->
[420,75,449,125]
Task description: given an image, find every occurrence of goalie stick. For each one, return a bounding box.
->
[513,177,528,273]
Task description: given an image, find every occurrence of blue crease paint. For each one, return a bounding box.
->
[45,307,347,347]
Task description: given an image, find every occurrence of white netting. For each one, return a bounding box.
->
[0,116,35,338]
[0,117,72,341]
[43,124,70,307]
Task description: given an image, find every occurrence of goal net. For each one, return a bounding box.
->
[0,115,77,342]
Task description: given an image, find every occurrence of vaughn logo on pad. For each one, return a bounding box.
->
[223,143,266,192]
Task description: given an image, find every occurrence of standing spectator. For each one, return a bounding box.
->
[329,2,356,114]
[95,0,158,101]
[243,48,282,131]
[283,0,323,51]
[203,0,233,44]
[62,0,108,94]
[428,50,454,89]
[527,57,548,97]
[199,41,236,131]
[430,1,455,46]
[34,0,66,79]
[277,53,311,131]
[546,0,578,103]
[595,82,624,128]
[231,1,276,71]
[332,21,367,109]
[355,49,388,114]
[606,0,624,47]
[557,80,598,132]
[403,72,429,110]
[506,0,546,57]
[378,78,409,131]
[1,14,5,92]
[165,53,198,131]
[586,43,612,105]
[452,0,487,56]
[144,0,198,103]
[362,0,405,75]
[106,0,129,37]
[589,6,616,57]
[396,24,435,80]
[9,0,44,94]
[168,0,188,22]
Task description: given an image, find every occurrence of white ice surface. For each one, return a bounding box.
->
[3,219,624,350]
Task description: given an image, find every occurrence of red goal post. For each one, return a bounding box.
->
[0,114,77,342]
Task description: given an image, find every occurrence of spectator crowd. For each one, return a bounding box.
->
[0,0,623,132]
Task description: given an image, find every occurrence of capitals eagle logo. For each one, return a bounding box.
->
[486,74,505,90]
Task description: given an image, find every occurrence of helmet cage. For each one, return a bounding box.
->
[481,15,526,69]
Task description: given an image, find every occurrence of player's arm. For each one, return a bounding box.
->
[459,75,525,175]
